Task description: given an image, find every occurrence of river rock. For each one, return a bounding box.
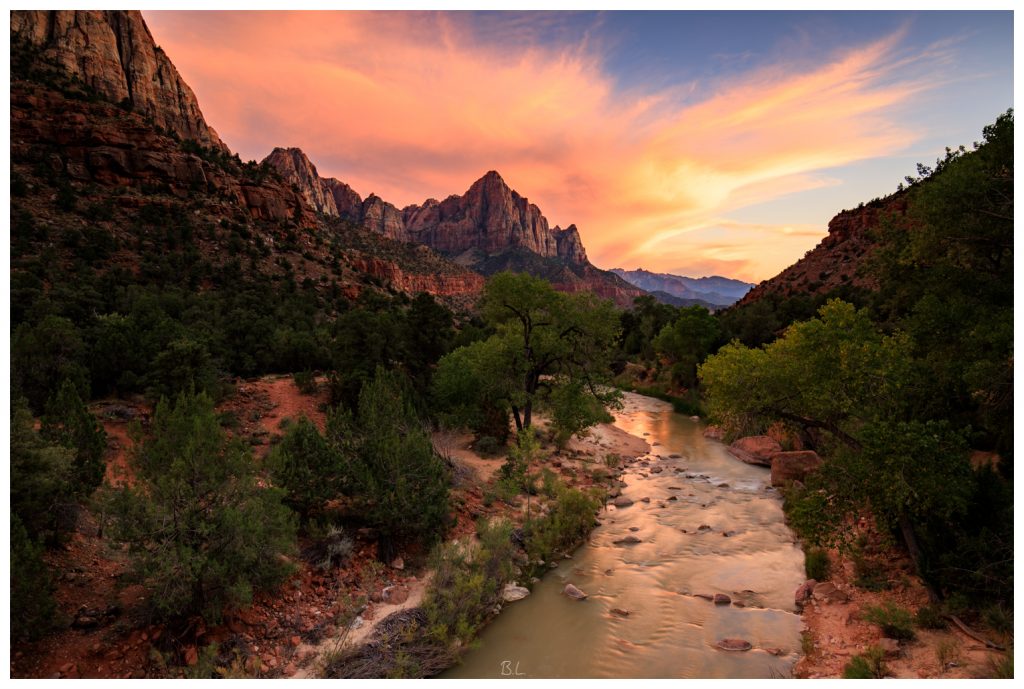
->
[669,453,682,459]
[727,436,782,466]
[640,497,651,503]
[381,585,409,605]
[613,535,642,545]
[501,583,531,603]
[794,579,817,607]
[667,495,678,501]
[770,451,823,486]
[812,581,850,604]
[610,607,630,617]
[629,526,640,532]
[650,466,663,473]
[563,584,588,600]
[613,496,634,508]
[713,593,731,605]
[716,638,752,651]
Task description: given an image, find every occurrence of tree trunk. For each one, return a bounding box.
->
[376,534,398,564]
[511,406,523,432]
[898,513,941,603]
[523,400,532,429]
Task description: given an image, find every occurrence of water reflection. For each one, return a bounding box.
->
[443,394,805,679]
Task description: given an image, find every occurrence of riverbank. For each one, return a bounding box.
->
[792,533,1011,679]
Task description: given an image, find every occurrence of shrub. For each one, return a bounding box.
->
[41,379,107,494]
[935,639,961,670]
[982,604,1013,637]
[524,481,600,566]
[474,435,502,457]
[101,390,297,622]
[915,604,946,630]
[332,368,450,562]
[852,550,890,592]
[804,547,831,581]
[842,645,888,678]
[302,524,355,571]
[293,370,318,395]
[499,429,541,491]
[267,416,344,521]
[10,515,57,641]
[10,398,76,542]
[423,519,516,645]
[863,602,916,641]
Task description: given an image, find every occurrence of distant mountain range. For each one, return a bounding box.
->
[610,269,754,308]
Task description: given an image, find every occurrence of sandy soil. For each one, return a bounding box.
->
[794,537,1009,679]
[13,376,652,680]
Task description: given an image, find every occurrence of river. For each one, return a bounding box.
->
[442,393,805,679]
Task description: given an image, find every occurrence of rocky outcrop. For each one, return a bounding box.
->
[11,10,225,151]
[361,194,410,242]
[553,224,587,264]
[263,147,340,216]
[346,255,484,297]
[727,436,783,467]
[770,450,823,486]
[737,193,910,307]
[10,83,316,228]
[404,171,561,258]
[324,178,363,221]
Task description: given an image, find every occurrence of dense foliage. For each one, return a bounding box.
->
[101,391,298,622]
[434,272,621,441]
[700,112,1014,606]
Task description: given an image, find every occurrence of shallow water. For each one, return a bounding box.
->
[442,394,805,679]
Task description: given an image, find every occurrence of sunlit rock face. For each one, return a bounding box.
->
[11,10,226,151]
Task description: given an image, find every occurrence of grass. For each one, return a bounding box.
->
[863,602,916,641]
[804,547,831,581]
[842,646,888,679]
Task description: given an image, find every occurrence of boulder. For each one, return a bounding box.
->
[770,451,823,486]
[728,436,782,466]
[381,585,409,605]
[794,579,817,607]
[713,593,731,605]
[613,496,634,508]
[563,583,588,600]
[501,583,530,603]
[811,581,850,604]
[716,638,752,652]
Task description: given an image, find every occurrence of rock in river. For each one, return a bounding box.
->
[716,638,752,652]
[713,593,732,605]
[613,535,642,545]
[563,583,588,600]
[613,496,634,508]
[502,583,531,603]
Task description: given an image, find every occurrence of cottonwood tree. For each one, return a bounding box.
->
[435,273,621,440]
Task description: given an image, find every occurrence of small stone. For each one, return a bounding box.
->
[613,496,634,508]
[716,638,752,651]
[613,535,642,545]
[610,607,630,617]
[563,583,588,600]
[629,526,639,532]
[878,638,901,657]
[713,593,731,605]
[184,646,198,666]
[289,636,301,647]
[640,497,651,503]
[502,583,530,603]
[390,557,405,570]
[766,647,784,656]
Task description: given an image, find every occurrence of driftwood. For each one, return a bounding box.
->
[944,614,1006,651]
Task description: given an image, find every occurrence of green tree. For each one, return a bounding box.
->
[10,398,76,542]
[332,368,450,562]
[653,305,721,387]
[41,378,107,493]
[267,416,344,521]
[10,515,57,642]
[102,390,297,622]
[12,315,90,413]
[437,272,621,435]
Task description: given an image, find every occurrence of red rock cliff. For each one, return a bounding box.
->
[11,10,226,151]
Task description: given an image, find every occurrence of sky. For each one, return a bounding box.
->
[143,10,1013,282]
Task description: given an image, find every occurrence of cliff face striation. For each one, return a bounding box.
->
[11,10,226,151]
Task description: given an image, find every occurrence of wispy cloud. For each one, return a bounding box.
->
[146,11,957,281]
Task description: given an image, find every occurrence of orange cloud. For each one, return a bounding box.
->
[144,11,953,282]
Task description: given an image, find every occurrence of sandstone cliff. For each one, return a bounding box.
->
[736,193,909,306]
[11,10,226,151]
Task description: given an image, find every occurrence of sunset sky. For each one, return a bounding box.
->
[144,10,1012,282]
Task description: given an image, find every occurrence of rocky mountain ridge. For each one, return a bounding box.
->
[262,149,642,305]
[735,193,909,307]
[611,268,754,307]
